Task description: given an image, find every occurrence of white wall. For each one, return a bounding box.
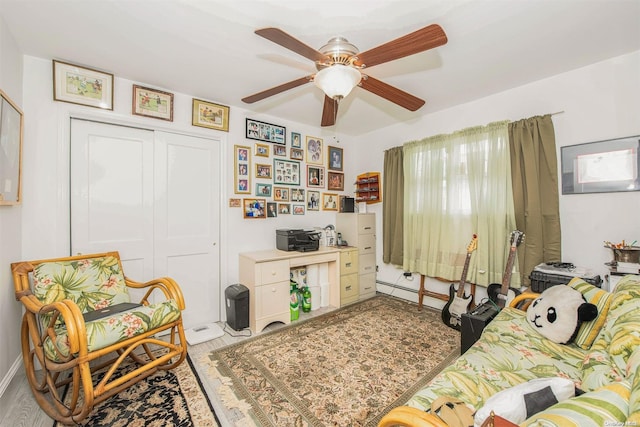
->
[357,50,640,306]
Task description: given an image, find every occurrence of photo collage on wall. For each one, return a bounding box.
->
[234,118,346,219]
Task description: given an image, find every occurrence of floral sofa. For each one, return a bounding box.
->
[379,274,640,426]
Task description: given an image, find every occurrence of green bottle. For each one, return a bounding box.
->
[290,281,300,321]
[301,287,312,313]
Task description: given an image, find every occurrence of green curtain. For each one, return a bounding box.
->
[383,147,404,265]
[509,115,561,284]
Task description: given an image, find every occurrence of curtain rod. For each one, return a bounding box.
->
[550,110,565,116]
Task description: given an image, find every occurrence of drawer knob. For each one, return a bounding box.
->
[364,246,372,250]
[271,287,277,292]
[345,262,351,267]
[346,285,351,291]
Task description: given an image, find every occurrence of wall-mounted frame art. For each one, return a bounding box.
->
[561,135,640,195]
[255,163,272,179]
[327,172,344,191]
[273,186,289,201]
[53,60,114,110]
[291,188,305,202]
[322,193,339,210]
[291,132,302,148]
[307,165,325,188]
[132,85,173,121]
[273,145,287,157]
[192,98,230,132]
[229,198,241,207]
[290,148,304,161]
[0,90,24,205]
[306,136,324,165]
[255,143,269,157]
[256,183,272,197]
[234,145,251,194]
[273,159,300,185]
[243,198,266,219]
[246,118,286,145]
[293,204,305,215]
[328,146,343,171]
[307,190,320,211]
[278,203,291,214]
[267,202,278,217]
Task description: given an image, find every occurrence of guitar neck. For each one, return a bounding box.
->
[456,252,473,298]
[500,246,517,296]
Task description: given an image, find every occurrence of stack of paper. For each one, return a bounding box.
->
[617,261,640,274]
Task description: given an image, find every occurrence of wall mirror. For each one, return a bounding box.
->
[0,89,24,205]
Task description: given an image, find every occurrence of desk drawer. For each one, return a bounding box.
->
[359,253,376,276]
[340,250,359,275]
[341,273,359,302]
[359,273,376,298]
[255,281,289,319]
[357,214,375,235]
[257,260,290,285]
[358,234,376,255]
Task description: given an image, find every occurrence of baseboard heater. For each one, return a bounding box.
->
[375,279,418,294]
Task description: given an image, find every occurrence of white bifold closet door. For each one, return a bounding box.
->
[70,118,220,328]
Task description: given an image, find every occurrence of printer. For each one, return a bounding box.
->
[276,229,321,252]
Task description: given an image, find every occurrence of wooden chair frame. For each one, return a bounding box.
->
[12,251,187,424]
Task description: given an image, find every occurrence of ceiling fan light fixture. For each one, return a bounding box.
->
[314,65,361,100]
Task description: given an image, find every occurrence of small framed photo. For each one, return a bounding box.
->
[274,159,301,186]
[243,198,266,219]
[246,118,286,145]
[293,204,305,215]
[273,187,289,202]
[273,145,287,157]
[290,148,304,161]
[256,183,272,197]
[327,172,344,191]
[307,165,325,188]
[53,60,114,110]
[291,132,302,148]
[192,98,230,132]
[267,202,278,218]
[291,188,305,202]
[229,198,241,207]
[132,85,173,121]
[328,146,343,171]
[234,145,251,194]
[278,203,291,214]
[255,143,270,157]
[255,163,272,179]
[306,136,324,165]
[322,193,339,211]
[307,190,320,211]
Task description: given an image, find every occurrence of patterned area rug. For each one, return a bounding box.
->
[54,354,219,427]
[202,295,460,426]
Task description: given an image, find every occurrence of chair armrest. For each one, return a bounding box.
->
[509,292,540,311]
[124,276,186,310]
[378,406,448,427]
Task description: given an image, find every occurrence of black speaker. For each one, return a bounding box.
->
[340,196,355,213]
[225,284,249,331]
[461,303,500,353]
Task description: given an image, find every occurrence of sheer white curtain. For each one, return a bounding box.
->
[403,121,520,287]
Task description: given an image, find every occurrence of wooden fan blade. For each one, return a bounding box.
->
[353,24,447,68]
[242,76,312,103]
[321,96,338,127]
[360,75,425,111]
[255,27,327,62]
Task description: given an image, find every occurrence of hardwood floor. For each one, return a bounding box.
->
[0,307,335,427]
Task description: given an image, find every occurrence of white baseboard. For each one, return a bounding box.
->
[0,355,22,399]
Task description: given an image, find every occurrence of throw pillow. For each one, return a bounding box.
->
[567,277,612,350]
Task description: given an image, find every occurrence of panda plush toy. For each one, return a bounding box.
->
[526,285,598,344]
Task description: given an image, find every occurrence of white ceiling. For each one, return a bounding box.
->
[1,0,639,136]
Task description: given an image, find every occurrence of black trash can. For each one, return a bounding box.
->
[225,284,249,331]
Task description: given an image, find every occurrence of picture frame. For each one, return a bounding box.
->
[307,190,320,211]
[291,188,305,202]
[327,172,344,191]
[293,204,305,215]
[278,203,291,214]
[273,159,301,185]
[229,198,241,208]
[132,85,173,121]
[307,165,325,188]
[192,98,230,132]
[246,118,286,145]
[234,145,251,194]
[273,145,287,157]
[290,148,304,161]
[52,60,114,110]
[255,163,272,179]
[267,202,278,218]
[306,136,324,165]
[328,146,344,171]
[561,136,640,194]
[0,90,24,205]
[291,132,302,148]
[243,198,266,219]
[254,143,270,157]
[273,186,290,202]
[256,183,272,197]
[322,193,339,211]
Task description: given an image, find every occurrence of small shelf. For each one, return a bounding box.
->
[355,172,381,204]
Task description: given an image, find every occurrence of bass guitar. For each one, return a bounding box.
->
[487,230,524,308]
[441,234,478,330]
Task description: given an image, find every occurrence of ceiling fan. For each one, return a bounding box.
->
[241,24,448,127]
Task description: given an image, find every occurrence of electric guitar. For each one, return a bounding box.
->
[441,234,478,330]
[487,230,524,308]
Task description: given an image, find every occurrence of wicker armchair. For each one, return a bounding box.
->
[12,251,187,424]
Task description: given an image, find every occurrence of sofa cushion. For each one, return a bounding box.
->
[605,276,640,376]
[567,277,612,350]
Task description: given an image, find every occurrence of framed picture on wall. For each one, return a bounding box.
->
[234,145,251,194]
[290,148,304,161]
[243,198,266,219]
[246,118,286,145]
[267,202,278,217]
[256,183,272,197]
[273,187,289,201]
[307,190,320,211]
[254,143,269,157]
[53,60,114,110]
[327,172,344,191]
[291,132,302,148]
[292,204,305,215]
[328,146,343,171]
[132,85,174,121]
[322,193,339,211]
[306,136,323,165]
[273,159,301,185]
[192,99,230,132]
[255,163,272,179]
[307,165,325,188]
[278,203,291,214]
[291,188,305,202]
